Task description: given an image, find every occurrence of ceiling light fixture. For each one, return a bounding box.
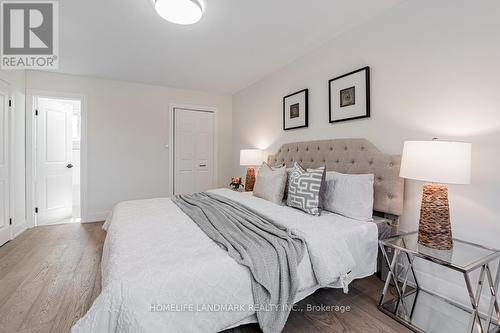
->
[154,0,203,25]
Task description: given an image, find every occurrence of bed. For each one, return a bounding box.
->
[72,139,404,333]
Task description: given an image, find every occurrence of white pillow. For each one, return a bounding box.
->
[321,171,374,221]
[253,163,287,204]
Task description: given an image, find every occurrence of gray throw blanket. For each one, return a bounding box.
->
[172,192,305,333]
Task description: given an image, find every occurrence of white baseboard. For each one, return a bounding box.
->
[81,220,105,224]
[82,211,109,223]
[12,219,28,239]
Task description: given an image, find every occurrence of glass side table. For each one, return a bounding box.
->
[379,231,500,333]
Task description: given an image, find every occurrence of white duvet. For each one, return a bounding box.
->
[72,189,378,333]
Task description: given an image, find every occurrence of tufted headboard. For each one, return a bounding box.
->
[267,138,404,216]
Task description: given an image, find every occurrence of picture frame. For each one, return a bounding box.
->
[283,89,308,130]
[329,66,370,123]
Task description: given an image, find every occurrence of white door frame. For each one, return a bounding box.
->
[0,78,11,243]
[168,103,218,196]
[26,89,88,227]
[7,87,15,239]
[7,89,13,240]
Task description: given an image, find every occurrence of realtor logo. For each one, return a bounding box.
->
[1,1,58,69]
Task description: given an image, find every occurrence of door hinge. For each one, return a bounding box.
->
[35,207,38,213]
[35,109,39,116]
[8,99,12,107]
[9,218,12,225]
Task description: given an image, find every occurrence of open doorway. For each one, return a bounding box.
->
[33,96,82,225]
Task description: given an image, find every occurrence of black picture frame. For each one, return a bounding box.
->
[328,66,370,123]
[283,89,308,130]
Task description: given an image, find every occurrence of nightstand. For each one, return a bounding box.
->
[379,231,500,333]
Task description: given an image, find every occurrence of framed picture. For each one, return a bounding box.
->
[283,89,308,130]
[329,66,370,123]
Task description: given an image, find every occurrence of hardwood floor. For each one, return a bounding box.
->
[224,276,412,333]
[0,223,411,333]
[0,223,105,333]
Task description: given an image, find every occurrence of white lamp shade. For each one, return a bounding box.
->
[400,141,471,184]
[240,149,262,166]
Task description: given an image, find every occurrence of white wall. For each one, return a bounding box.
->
[0,70,27,238]
[27,71,232,222]
[233,0,500,310]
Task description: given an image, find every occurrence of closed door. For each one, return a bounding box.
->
[36,98,73,225]
[0,83,10,246]
[174,108,215,195]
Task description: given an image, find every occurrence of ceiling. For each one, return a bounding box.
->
[58,0,402,93]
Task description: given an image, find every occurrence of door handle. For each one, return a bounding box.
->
[199,164,206,167]
[66,163,74,169]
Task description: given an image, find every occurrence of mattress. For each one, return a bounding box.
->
[73,189,378,333]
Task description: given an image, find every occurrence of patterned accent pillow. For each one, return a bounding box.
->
[286,162,325,215]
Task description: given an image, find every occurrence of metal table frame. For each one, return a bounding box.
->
[378,232,500,333]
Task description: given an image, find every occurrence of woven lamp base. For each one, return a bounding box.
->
[245,167,256,192]
[418,183,453,250]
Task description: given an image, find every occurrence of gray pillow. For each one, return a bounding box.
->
[321,171,374,221]
[286,162,325,215]
[270,164,293,200]
[253,163,287,204]
[271,163,285,170]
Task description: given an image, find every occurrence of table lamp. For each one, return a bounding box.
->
[400,140,471,250]
[240,149,262,192]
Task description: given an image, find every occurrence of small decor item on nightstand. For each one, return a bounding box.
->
[229,177,244,191]
[329,66,370,123]
[283,89,308,130]
[240,149,262,192]
[400,139,471,250]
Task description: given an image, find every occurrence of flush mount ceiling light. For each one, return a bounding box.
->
[155,0,203,25]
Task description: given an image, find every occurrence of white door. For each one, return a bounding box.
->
[174,108,215,195]
[36,98,73,225]
[0,83,10,246]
